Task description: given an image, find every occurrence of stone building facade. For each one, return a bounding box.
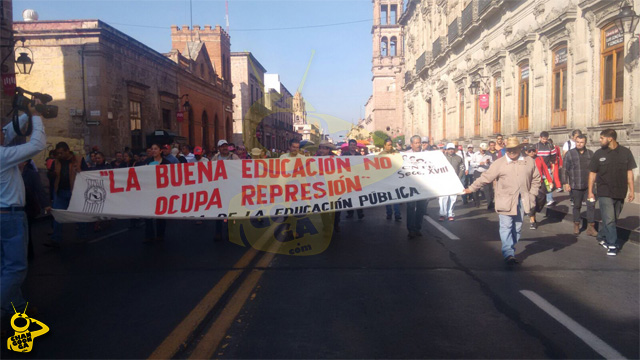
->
[12,19,233,164]
[264,73,297,151]
[365,0,406,134]
[0,0,14,119]
[293,91,307,126]
[400,0,640,199]
[230,51,269,149]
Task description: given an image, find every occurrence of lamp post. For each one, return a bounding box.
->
[614,1,640,35]
[468,77,490,95]
[179,94,191,113]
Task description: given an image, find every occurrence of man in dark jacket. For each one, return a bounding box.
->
[563,135,596,236]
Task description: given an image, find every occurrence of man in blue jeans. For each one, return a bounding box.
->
[1,109,47,320]
[588,129,636,256]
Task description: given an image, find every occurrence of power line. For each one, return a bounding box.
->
[108,18,372,32]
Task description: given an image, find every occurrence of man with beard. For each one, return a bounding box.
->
[563,135,596,236]
[588,129,636,256]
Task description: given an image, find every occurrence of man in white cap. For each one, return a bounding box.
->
[464,137,541,265]
[462,144,475,204]
[421,136,430,151]
[439,143,465,221]
[211,140,239,161]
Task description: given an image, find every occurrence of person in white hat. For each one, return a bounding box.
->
[438,143,465,221]
[211,140,239,161]
[469,142,493,208]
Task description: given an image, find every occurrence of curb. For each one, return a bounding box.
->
[545,207,639,244]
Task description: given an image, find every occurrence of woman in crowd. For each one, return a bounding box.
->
[123,151,135,167]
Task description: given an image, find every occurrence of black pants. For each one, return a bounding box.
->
[145,219,166,240]
[346,209,363,218]
[473,171,494,204]
[571,188,595,223]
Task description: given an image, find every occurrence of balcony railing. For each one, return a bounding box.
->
[416,52,427,72]
[479,0,491,14]
[432,37,442,60]
[462,1,473,31]
[448,18,460,45]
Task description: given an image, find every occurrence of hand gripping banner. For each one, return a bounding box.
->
[52,152,464,223]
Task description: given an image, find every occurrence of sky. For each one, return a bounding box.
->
[13,0,374,137]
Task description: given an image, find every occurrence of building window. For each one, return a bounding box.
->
[551,46,568,128]
[390,37,397,56]
[162,109,172,130]
[474,95,481,137]
[390,5,397,25]
[442,98,447,140]
[600,24,624,123]
[381,5,388,25]
[493,75,501,134]
[130,100,142,151]
[381,37,388,57]
[427,99,432,143]
[458,89,464,138]
[518,63,529,131]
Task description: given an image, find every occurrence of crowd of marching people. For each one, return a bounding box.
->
[20,127,637,263]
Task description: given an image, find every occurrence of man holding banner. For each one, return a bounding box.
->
[464,137,541,265]
[405,135,428,239]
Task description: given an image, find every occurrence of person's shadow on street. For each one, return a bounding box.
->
[517,233,578,262]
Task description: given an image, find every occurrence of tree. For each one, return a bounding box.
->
[372,130,390,148]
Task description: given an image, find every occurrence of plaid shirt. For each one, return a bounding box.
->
[562,148,593,190]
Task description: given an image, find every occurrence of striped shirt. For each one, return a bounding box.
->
[534,142,557,166]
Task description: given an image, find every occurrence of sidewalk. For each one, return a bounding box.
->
[545,190,639,243]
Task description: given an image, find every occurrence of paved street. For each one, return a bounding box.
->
[2,200,638,359]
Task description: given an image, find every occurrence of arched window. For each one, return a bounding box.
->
[202,110,209,150]
[381,37,388,57]
[518,63,530,131]
[390,37,397,57]
[600,24,624,123]
[551,45,568,128]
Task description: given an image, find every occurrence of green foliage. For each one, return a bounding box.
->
[393,135,406,147]
[372,130,390,148]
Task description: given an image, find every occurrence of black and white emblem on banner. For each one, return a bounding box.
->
[83,179,107,213]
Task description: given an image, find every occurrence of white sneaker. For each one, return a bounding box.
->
[546,200,555,206]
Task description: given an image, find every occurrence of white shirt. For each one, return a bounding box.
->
[1,115,47,207]
[470,151,492,173]
[184,152,196,163]
[280,152,305,158]
[562,139,575,153]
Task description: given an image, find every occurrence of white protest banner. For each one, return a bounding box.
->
[52,151,464,223]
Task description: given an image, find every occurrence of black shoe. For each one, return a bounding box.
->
[408,231,416,239]
[504,255,520,265]
[346,213,354,219]
[530,222,537,230]
[358,214,365,220]
[395,217,402,222]
[606,246,618,256]
[488,202,495,210]
[386,215,392,220]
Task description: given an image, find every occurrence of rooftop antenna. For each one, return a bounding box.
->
[225,0,230,33]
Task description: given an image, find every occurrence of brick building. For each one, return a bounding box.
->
[12,19,233,164]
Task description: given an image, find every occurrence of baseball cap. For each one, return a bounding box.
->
[193,146,203,155]
[162,144,171,150]
[217,139,228,147]
[421,137,429,143]
[445,143,455,150]
[467,144,474,148]
[479,143,488,150]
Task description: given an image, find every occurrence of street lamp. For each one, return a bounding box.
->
[468,76,489,95]
[614,2,640,35]
[179,94,191,113]
[15,51,34,74]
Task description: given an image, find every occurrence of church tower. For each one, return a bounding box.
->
[367,0,404,135]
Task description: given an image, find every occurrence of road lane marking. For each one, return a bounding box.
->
[149,225,278,359]
[520,290,627,360]
[148,249,258,359]
[87,228,129,243]
[424,215,460,240]
[188,240,281,359]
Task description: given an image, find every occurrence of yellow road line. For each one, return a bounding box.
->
[148,248,257,360]
[188,241,280,359]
